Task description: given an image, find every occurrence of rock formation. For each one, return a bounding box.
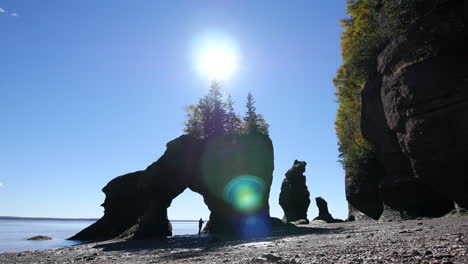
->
[279,160,310,223]
[351,0,466,219]
[27,236,52,241]
[70,134,274,240]
[312,197,343,223]
[377,0,467,209]
[360,68,454,220]
[344,152,383,220]
[346,204,373,222]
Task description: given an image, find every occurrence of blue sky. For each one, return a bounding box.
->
[1,1,347,220]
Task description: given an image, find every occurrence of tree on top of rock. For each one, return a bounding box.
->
[243,92,269,135]
[203,81,226,137]
[224,95,242,135]
[183,83,269,139]
[183,80,228,138]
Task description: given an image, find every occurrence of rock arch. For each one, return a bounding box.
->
[69,134,274,240]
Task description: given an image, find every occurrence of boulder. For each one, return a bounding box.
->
[279,160,310,222]
[313,197,343,223]
[70,134,274,240]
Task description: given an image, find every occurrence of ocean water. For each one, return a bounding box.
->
[0,220,200,253]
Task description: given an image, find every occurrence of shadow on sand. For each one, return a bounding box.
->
[92,224,346,259]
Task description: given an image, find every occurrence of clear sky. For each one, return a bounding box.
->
[1,1,347,220]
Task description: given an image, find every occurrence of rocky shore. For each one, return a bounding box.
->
[1,216,466,264]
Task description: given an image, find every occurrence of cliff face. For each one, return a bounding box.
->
[70,134,274,240]
[354,0,466,219]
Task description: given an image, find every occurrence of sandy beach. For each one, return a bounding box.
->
[1,216,466,264]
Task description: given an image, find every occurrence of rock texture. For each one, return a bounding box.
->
[346,204,373,222]
[344,151,383,220]
[279,160,310,223]
[312,197,343,223]
[351,0,466,219]
[361,68,454,220]
[377,0,468,208]
[70,134,274,240]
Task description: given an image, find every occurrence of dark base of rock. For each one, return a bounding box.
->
[346,203,374,221]
[290,219,309,225]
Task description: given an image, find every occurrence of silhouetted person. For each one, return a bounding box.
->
[198,218,204,235]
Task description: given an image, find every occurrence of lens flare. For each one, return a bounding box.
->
[234,213,271,240]
[223,175,265,213]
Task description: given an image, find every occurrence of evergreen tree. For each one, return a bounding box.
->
[256,113,270,135]
[184,85,269,138]
[243,92,269,135]
[203,80,226,137]
[183,104,203,139]
[224,95,242,135]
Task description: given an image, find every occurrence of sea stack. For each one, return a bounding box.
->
[69,134,274,241]
[313,197,343,223]
[279,160,310,223]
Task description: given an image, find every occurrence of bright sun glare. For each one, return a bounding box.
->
[196,38,238,80]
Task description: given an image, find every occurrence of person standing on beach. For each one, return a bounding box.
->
[198,218,204,235]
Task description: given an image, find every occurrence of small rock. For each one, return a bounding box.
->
[434,254,454,260]
[26,235,52,241]
[256,253,281,262]
[425,250,433,256]
[411,250,421,256]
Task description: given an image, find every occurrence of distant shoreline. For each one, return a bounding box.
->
[0,216,198,222]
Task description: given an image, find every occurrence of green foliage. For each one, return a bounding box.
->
[184,82,269,139]
[334,0,428,178]
[243,93,269,135]
[224,95,242,135]
[445,208,468,217]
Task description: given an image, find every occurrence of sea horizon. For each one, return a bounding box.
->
[0,216,199,222]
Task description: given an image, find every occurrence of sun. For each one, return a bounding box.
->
[196,40,238,80]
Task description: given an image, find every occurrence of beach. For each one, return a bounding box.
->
[1,216,466,264]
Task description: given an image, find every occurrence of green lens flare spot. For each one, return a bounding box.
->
[223,175,265,213]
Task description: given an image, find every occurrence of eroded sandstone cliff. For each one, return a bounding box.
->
[351,0,466,219]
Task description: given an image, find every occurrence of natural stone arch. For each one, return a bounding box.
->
[167,189,209,234]
[70,134,274,241]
